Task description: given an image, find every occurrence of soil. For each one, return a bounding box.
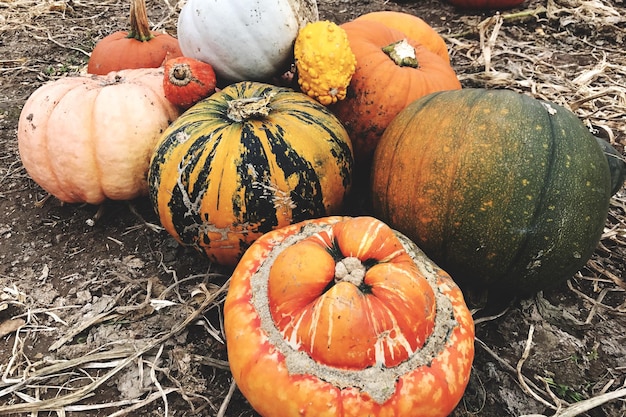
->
[1,0,625,416]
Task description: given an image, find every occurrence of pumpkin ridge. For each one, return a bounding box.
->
[439,90,497,264]
[497,98,558,283]
[43,82,82,201]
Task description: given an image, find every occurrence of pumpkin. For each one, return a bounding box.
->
[163,57,217,109]
[148,81,353,266]
[353,11,450,64]
[371,89,612,296]
[595,136,626,196]
[224,215,475,417]
[18,68,180,204]
[294,20,356,105]
[87,0,182,75]
[176,0,318,82]
[447,0,525,9]
[331,20,461,173]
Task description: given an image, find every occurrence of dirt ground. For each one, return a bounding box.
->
[1,0,625,416]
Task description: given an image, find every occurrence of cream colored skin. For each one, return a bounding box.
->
[177,0,318,82]
[17,68,180,204]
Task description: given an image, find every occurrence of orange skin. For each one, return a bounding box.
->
[331,20,461,172]
[163,57,217,109]
[224,216,474,417]
[353,11,450,64]
[87,0,182,75]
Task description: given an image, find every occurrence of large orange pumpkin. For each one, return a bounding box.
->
[353,11,450,64]
[18,68,180,204]
[224,216,475,417]
[331,20,461,173]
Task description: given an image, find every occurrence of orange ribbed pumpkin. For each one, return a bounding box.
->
[224,216,475,417]
[331,20,461,172]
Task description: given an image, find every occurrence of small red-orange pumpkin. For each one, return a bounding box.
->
[225,216,474,417]
[87,0,182,75]
[163,56,217,109]
[331,20,461,172]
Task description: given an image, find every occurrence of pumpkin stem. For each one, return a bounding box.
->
[334,257,366,287]
[168,63,193,87]
[382,39,418,68]
[127,0,154,42]
[227,92,276,122]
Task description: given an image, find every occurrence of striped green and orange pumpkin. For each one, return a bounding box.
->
[148,81,354,266]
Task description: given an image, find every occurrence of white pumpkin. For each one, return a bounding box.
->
[177,0,318,82]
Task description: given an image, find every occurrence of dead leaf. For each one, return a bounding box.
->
[0,318,26,337]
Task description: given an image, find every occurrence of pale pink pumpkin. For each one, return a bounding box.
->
[18,68,180,204]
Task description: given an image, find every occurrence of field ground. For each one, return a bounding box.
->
[0,0,625,415]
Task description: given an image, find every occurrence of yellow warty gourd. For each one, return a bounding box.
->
[294,20,356,105]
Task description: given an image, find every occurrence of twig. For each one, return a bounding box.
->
[474,337,558,404]
[216,378,237,417]
[516,324,559,410]
[550,386,626,417]
[0,283,227,414]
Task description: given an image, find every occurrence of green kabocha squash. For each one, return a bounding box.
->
[371,89,612,296]
[149,81,354,266]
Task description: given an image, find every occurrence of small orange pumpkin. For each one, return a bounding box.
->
[163,57,217,109]
[224,216,475,417]
[87,0,182,75]
[354,11,450,64]
[331,20,461,173]
[18,68,180,204]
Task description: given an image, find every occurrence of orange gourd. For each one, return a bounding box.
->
[354,11,450,64]
[163,57,217,109]
[331,20,461,173]
[224,216,475,417]
[87,0,182,75]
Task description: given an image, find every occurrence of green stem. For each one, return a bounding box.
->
[382,39,419,68]
[127,0,154,42]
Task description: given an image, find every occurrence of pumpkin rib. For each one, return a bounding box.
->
[499,101,558,279]
[30,82,76,201]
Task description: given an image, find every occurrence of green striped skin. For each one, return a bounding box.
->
[371,89,612,295]
[149,82,353,266]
